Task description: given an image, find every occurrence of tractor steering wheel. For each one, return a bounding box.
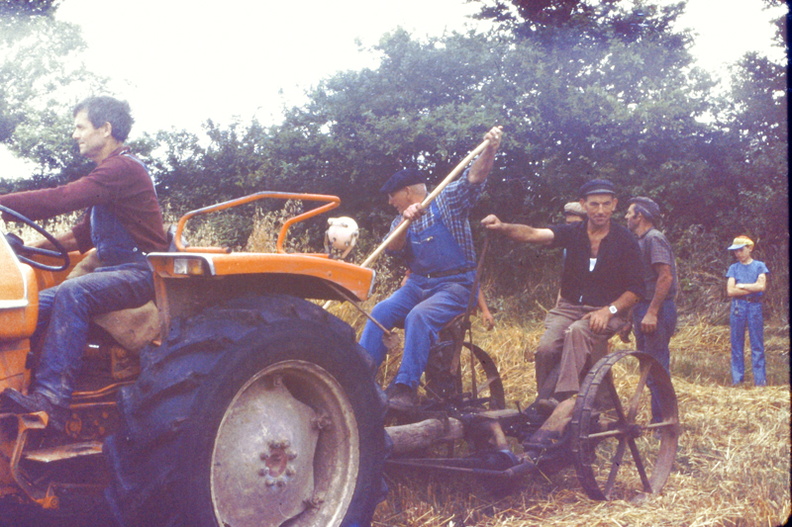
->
[1,205,70,272]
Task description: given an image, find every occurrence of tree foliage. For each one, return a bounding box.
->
[0,0,105,190]
[0,0,62,18]
[1,0,787,322]
[149,0,786,320]
[215,1,719,302]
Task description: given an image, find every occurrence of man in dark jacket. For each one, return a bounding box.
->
[482,179,644,412]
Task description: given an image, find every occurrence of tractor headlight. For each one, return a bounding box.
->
[173,256,211,276]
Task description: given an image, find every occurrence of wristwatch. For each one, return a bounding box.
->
[608,305,618,315]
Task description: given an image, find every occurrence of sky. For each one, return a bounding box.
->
[0,0,787,178]
[57,0,485,133]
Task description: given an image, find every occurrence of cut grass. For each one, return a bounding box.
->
[366,313,791,527]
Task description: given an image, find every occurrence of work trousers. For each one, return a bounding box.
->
[633,299,677,420]
[360,272,473,389]
[535,298,627,399]
[31,262,155,408]
[729,298,766,386]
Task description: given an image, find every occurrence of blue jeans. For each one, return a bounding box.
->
[633,299,677,421]
[729,299,766,386]
[31,262,155,408]
[359,273,474,389]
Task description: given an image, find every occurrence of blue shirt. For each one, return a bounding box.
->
[726,260,769,301]
[385,171,484,264]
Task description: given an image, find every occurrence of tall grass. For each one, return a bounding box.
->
[368,311,790,527]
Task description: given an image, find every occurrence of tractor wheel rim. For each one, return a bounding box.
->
[211,360,360,527]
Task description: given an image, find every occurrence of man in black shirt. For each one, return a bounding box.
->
[482,179,643,411]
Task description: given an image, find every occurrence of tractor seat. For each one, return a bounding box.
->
[66,250,161,355]
[93,301,160,353]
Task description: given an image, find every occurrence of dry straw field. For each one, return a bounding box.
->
[350,308,791,527]
[248,204,791,527]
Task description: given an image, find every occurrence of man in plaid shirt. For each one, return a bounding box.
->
[360,126,502,409]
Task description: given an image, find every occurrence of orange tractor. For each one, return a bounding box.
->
[0,188,681,526]
[0,193,386,527]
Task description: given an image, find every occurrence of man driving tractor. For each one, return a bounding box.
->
[0,96,167,430]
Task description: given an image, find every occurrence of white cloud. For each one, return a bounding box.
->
[56,0,787,136]
[674,0,786,72]
[0,147,37,179]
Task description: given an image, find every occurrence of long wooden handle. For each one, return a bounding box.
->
[360,138,491,269]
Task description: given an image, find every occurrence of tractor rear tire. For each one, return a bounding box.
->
[104,294,387,527]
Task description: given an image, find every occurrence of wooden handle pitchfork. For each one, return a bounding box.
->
[322,133,496,312]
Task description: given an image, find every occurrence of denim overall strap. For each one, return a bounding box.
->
[407,202,473,276]
[90,204,147,266]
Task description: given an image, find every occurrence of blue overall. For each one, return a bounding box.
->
[726,259,768,386]
[31,204,155,409]
[729,298,766,386]
[360,203,475,389]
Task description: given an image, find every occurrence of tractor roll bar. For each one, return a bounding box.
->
[172,192,341,254]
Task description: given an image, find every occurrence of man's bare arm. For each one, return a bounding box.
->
[641,263,673,333]
[481,214,554,244]
[467,127,503,185]
[584,291,640,334]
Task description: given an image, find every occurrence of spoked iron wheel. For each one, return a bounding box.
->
[571,351,679,500]
[459,342,506,411]
[423,339,505,412]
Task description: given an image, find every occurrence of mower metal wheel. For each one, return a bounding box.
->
[571,351,679,500]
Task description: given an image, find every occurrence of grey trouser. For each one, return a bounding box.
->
[535,298,627,399]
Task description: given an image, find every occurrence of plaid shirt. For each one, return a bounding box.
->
[386,171,484,263]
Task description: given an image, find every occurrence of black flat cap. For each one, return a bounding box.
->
[579,178,616,197]
[628,196,661,222]
[379,168,426,194]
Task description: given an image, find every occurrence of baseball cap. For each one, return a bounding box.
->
[727,236,754,250]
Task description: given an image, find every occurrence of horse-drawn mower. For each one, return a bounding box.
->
[381,293,680,502]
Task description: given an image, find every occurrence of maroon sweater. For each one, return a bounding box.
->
[0,147,168,254]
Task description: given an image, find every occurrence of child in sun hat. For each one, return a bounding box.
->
[725,235,769,386]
